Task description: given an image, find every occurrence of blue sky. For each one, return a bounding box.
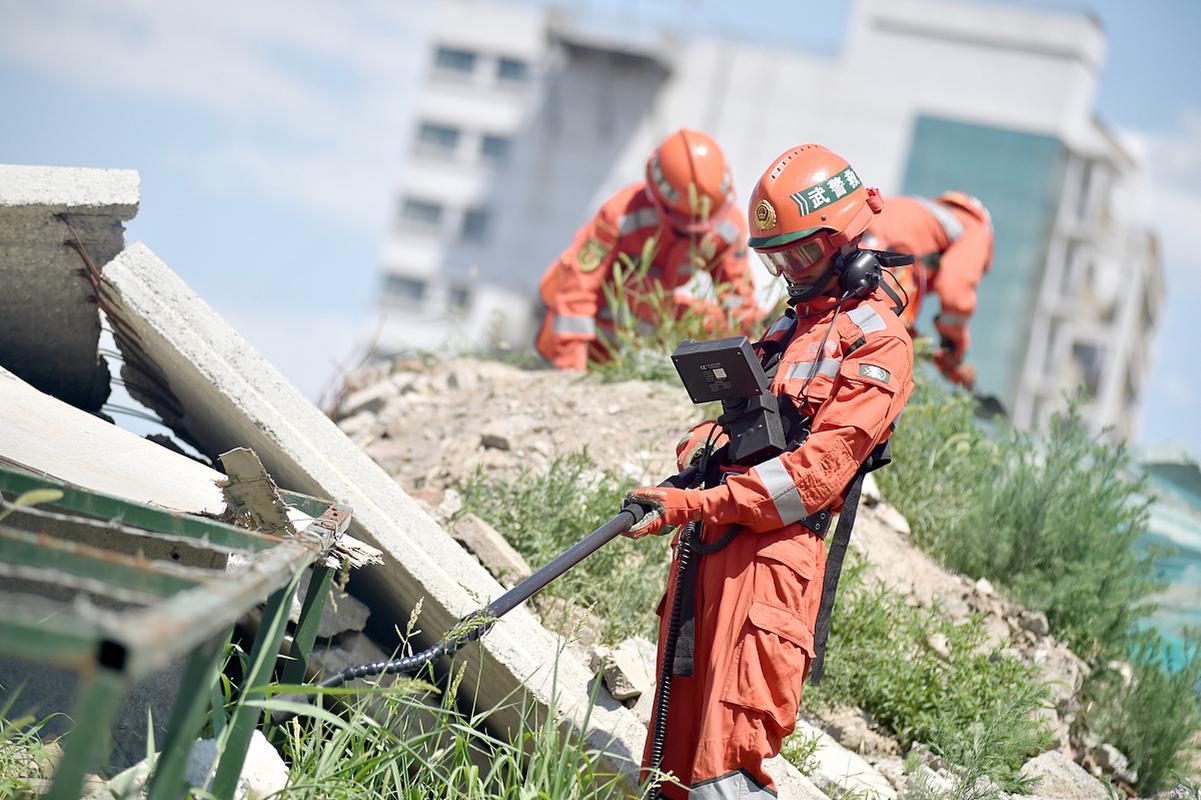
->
[1,0,1199,452]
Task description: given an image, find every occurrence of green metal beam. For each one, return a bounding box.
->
[45,666,127,800]
[280,564,334,685]
[210,576,300,798]
[146,628,232,800]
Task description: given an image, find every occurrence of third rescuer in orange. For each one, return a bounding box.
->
[624,145,914,798]
[535,129,760,371]
[862,192,994,388]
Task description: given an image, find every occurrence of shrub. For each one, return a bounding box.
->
[806,563,1051,791]
[1087,630,1201,793]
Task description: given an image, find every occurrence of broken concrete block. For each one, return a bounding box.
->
[337,410,376,438]
[792,718,897,800]
[590,638,654,702]
[0,164,138,411]
[451,513,532,587]
[340,380,399,418]
[1017,609,1051,637]
[763,754,832,800]
[288,569,371,640]
[1019,750,1110,800]
[99,242,648,785]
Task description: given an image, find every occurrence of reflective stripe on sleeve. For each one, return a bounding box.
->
[785,358,841,380]
[552,315,596,335]
[618,207,659,236]
[690,770,776,799]
[917,197,964,243]
[714,219,740,244]
[752,457,808,524]
[847,304,886,335]
[938,312,970,327]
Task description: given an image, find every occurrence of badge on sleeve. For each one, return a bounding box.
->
[577,238,610,273]
[859,364,890,384]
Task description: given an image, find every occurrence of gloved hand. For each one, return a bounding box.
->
[622,487,704,539]
[675,421,728,470]
[934,348,977,390]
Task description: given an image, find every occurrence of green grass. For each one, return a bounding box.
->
[0,688,56,798]
[266,674,635,799]
[458,451,665,644]
[801,562,1051,792]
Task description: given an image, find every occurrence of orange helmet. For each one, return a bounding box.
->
[645,128,734,234]
[747,144,882,283]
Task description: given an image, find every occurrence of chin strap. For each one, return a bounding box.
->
[786,262,840,306]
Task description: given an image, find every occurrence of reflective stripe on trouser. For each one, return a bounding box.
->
[690,769,777,798]
[552,314,596,335]
[644,524,823,799]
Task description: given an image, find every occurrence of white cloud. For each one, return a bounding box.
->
[0,0,433,233]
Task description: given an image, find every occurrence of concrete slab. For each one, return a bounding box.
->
[0,365,227,515]
[0,164,139,411]
[99,241,648,780]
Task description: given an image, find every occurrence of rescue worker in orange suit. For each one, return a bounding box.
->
[535,128,760,371]
[861,192,993,389]
[623,145,914,798]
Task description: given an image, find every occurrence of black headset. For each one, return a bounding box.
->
[787,248,914,312]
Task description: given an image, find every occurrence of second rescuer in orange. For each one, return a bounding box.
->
[862,192,994,388]
[623,145,914,798]
[535,129,760,371]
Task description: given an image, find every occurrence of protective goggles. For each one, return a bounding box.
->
[757,232,835,282]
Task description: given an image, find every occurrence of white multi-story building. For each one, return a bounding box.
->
[376,0,1162,439]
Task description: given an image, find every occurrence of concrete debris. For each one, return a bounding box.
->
[339,379,400,417]
[873,502,911,536]
[0,366,228,516]
[814,707,899,758]
[1082,742,1137,788]
[337,410,377,440]
[793,717,897,800]
[86,730,286,800]
[905,764,954,798]
[99,247,649,784]
[764,755,833,800]
[1026,643,1090,712]
[975,577,996,596]
[289,568,372,640]
[219,447,295,535]
[591,637,655,702]
[450,512,532,586]
[1018,610,1051,637]
[925,632,952,660]
[0,164,138,412]
[1018,750,1110,800]
[861,472,883,506]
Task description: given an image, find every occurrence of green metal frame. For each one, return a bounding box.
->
[0,464,352,800]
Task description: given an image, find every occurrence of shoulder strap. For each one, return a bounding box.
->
[808,439,892,685]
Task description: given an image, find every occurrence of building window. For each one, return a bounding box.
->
[1071,341,1105,397]
[383,274,427,304]
[461,207,490,242]
[433,46,477,75]
[415,122,460,158]
[399,197,444,230]
[448,282,472,311]
[481,134,511,163]
[497,57,530,82]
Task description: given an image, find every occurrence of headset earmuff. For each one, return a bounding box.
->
[835,249,883,299]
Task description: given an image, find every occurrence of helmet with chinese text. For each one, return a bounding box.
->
[645,128,735,234]
[747,144,882,284]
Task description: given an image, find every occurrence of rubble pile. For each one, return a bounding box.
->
[330,356,1156,799]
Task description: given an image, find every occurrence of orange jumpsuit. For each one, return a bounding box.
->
[863,195,991,358]
[647,289,913,798]
[536,183,758,371]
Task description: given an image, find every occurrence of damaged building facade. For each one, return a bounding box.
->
[377,0,1162,441]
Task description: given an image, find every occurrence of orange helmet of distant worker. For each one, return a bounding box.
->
[747,144,883,291]
[645,128,734,233]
